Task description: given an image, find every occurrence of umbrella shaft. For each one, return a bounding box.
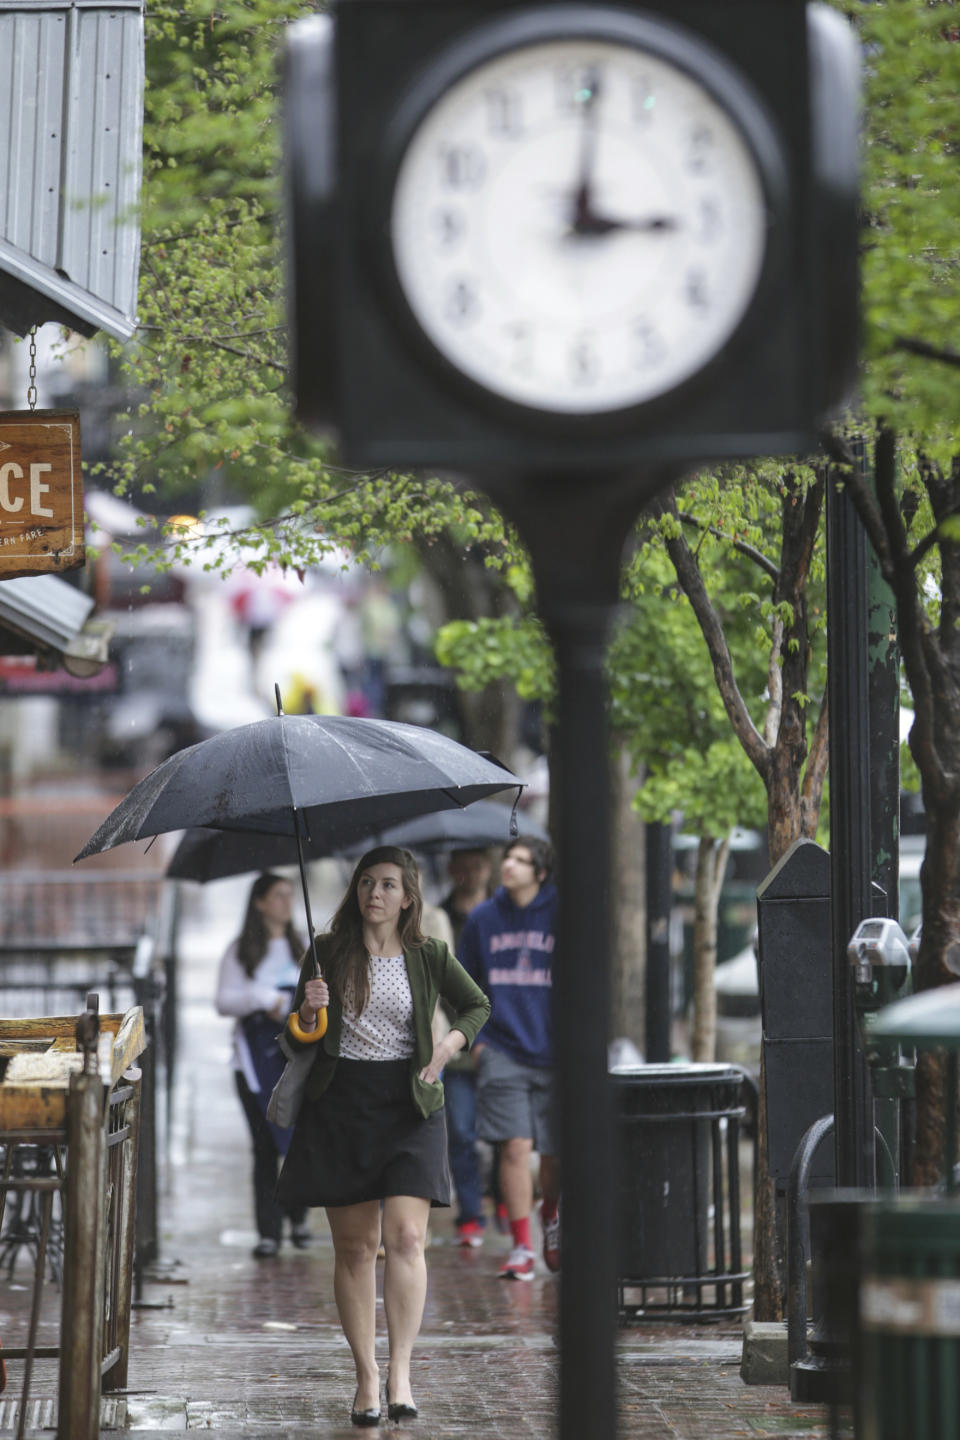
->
[292,808,322,979]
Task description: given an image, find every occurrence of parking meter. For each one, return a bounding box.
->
[847,918,912,1013]
[848,918,915,1186]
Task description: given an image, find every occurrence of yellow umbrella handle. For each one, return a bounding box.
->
[288,1006,327,1043]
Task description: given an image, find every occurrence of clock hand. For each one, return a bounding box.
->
[567,70,678,238]
[570,68,604,233]
[567,213,680,237]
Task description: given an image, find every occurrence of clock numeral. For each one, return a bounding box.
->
[631,75,656,124]
[685,269,710,309]
[432,208,466,249]
[506,322,534,374]
[569,336,599,385]
[445,277,480,326]
[686,123,715,175]
[439,144,487,190]
[485,87,523,137]
[555,63,605,113]
[697,197,721,244]
[631,320,666,369]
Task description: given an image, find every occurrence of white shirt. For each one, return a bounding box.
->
[216,935,301,1092]
[339,954,416,1061]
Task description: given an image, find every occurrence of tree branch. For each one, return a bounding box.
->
[801,694,830,829]
[676,511,780,582]
[869,428,946,794]
[894,336,960,370]
[651,492,771,782]
[908,513,959,570]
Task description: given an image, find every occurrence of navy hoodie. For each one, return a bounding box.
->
[458,881,558,1069]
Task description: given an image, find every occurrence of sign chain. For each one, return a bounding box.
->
[26,327,38,411]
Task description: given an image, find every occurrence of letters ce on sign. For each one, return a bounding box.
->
[0,411,83,578]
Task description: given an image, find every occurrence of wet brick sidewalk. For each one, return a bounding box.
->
[3,878,837,1438]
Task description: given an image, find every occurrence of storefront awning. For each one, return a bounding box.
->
[0,574,111,675]
[0,0,144,340]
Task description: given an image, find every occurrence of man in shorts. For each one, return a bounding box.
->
[458,836,560,1280]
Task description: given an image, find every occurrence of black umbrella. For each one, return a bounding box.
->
[167,800,547,884]
[166,827,310,884]
[76,708,519,859]
[77,698,521,1028]
[340,800,549,858]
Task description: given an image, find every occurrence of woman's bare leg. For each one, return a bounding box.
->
[381,1195,431,1407]
[326,1201,382,1411]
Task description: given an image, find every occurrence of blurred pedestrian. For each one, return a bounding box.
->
[275,846,490,1426]
[215,873,311,1258]
[439,848,495,1248]
[459,836,560,1280]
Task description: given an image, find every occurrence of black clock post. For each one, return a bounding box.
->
[482,468,687,1439]
[283,2,861,1434]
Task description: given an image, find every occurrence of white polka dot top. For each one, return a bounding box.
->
[339,955,416,1060]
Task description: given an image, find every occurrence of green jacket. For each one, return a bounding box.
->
[282,933,491,1118]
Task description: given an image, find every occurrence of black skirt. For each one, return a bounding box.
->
[275,1058,452,1210]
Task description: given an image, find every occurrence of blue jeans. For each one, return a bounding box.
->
[444,1068,485,1228]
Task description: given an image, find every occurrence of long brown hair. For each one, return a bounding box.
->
[237,872,304,976]
[324,847,425,1013]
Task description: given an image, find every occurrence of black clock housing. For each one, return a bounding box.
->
[285,0,858,473]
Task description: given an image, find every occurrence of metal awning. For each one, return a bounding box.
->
[0,573,111,673]
[0,0,144,340]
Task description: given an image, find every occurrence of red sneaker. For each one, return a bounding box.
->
[456,1220,485,1248]
[498,1245,535,1281]
[539,1201,560,1273]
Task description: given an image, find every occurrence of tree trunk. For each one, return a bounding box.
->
[839,430,960,1191]
[655,480,828,1321]
[910,796,960,1184]
[610,741,646,1047]
[690,835,730,1062]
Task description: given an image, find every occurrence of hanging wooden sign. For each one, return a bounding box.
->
[0,410,84,578]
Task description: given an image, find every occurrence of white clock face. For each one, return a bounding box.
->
[389,37,771,415]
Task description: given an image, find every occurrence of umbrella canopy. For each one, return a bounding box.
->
[167,799,546,884]
[76,714,520,862]
[871,982,960,1049]
[166,827,308,883]
[341,800,549,858]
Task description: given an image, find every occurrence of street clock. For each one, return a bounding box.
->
[283,17,861,1435]
[285,1,859,473]
[387,12,783,415]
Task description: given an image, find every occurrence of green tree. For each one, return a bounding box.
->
[821,0,960,1189]
[622,0,960,1296]
[611,545,770,1062]
[108,0,960,1276]
[99,0,528,754]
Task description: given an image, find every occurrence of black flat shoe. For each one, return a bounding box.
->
[350,1393,381,1427]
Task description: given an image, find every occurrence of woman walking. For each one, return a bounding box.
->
[276,846,490,1426]
[215,872,311,1257]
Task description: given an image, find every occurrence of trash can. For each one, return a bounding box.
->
[857,1197,960,1440]
[613,1063,749,1321]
